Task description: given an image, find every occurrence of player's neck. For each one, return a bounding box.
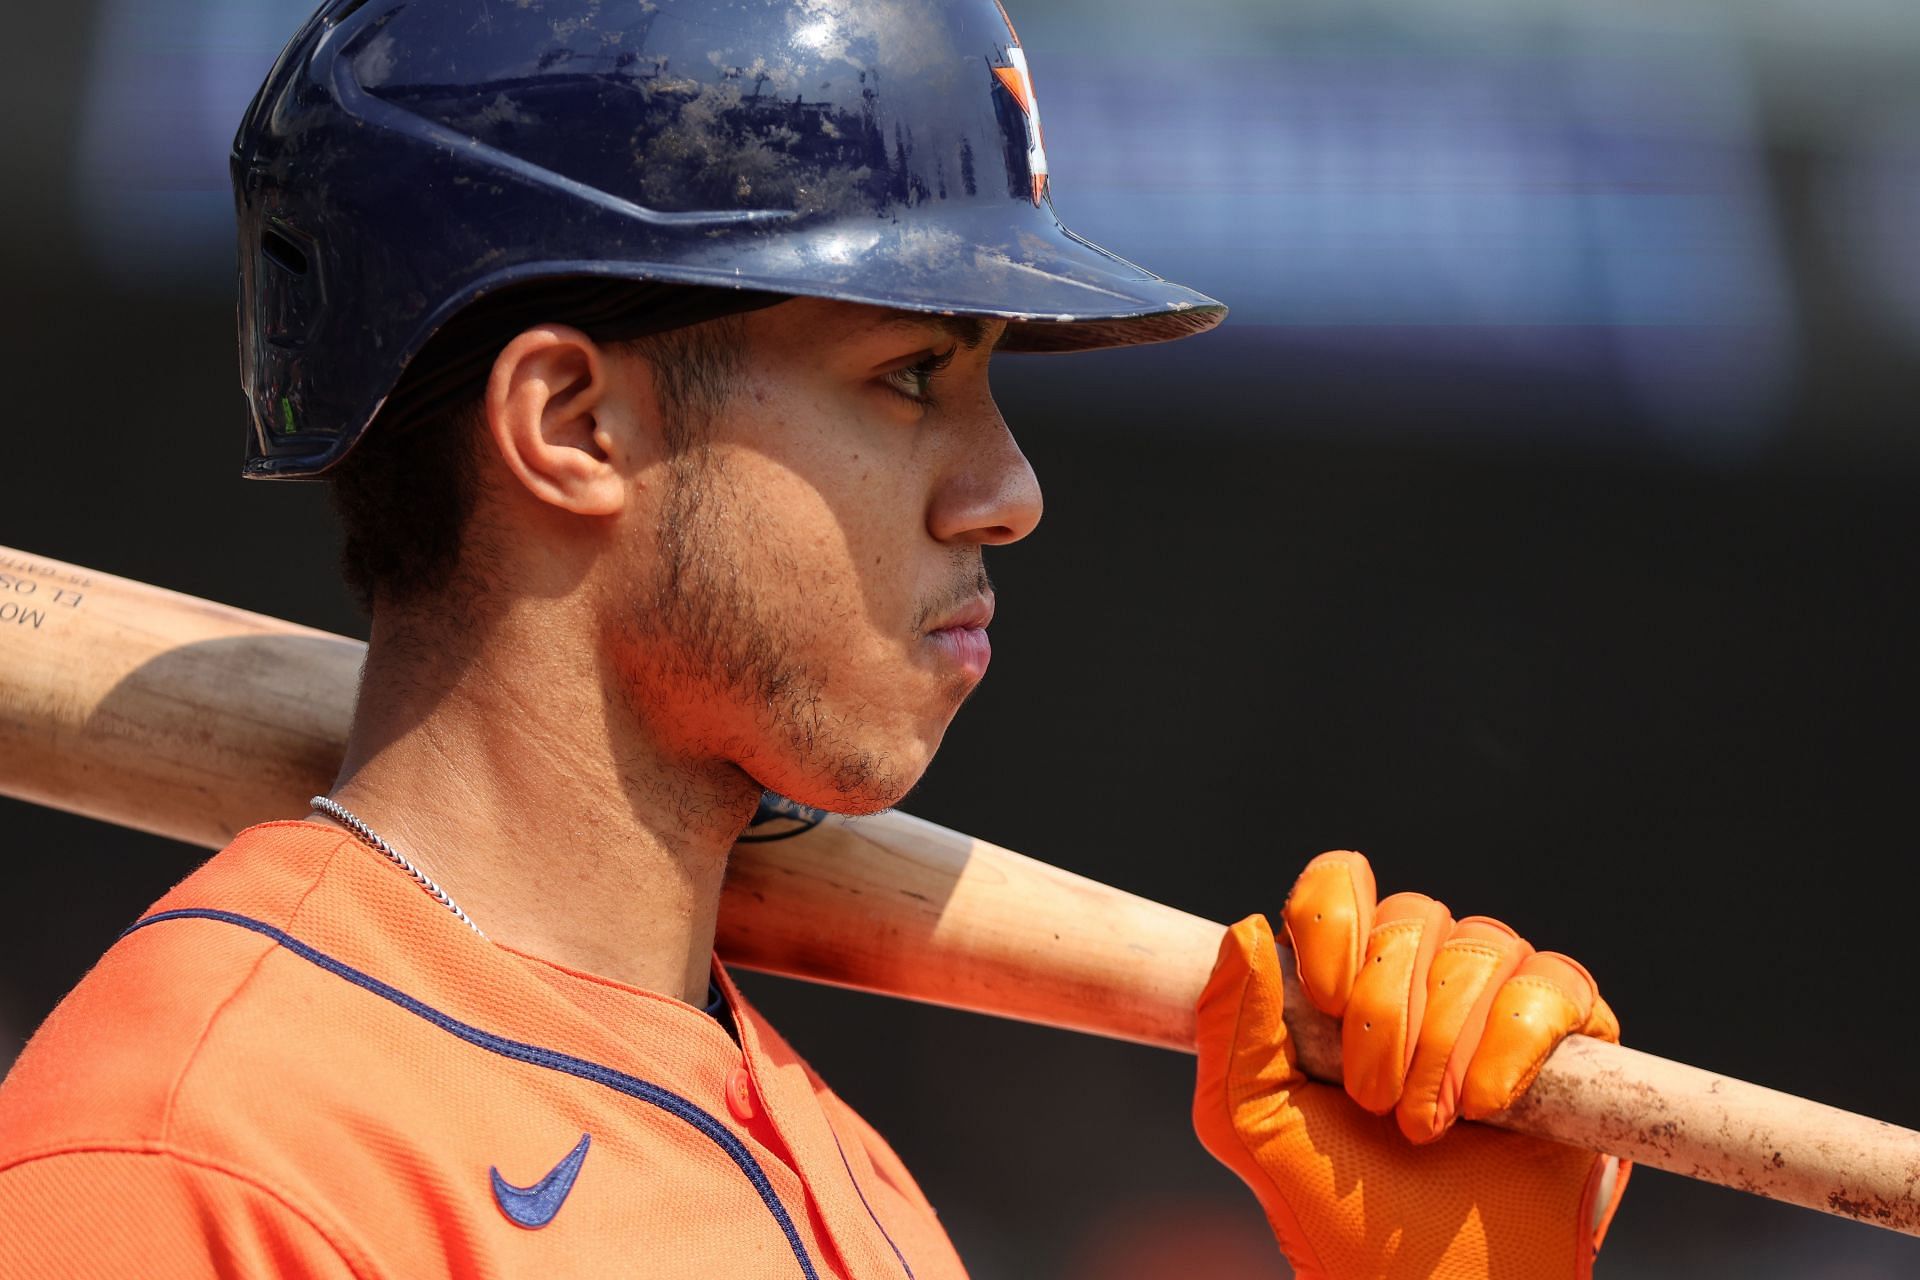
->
[318,606,760,1007]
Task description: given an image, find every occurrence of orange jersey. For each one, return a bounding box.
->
[0,822,968,1279]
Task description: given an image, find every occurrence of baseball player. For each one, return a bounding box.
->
[0,0,1626,1275]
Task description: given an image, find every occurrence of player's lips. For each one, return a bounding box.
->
[923,594,994,681]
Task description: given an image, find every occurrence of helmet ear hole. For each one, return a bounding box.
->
[250,220,325,369]
[261,228,309,277]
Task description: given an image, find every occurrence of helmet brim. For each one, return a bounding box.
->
[503,204,1227,355]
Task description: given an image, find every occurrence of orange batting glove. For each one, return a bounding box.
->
[1193,851,1629,1279]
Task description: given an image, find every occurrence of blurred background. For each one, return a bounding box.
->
[4,0,1918,1274]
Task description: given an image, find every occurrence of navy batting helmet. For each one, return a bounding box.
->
[234,0,1227,478]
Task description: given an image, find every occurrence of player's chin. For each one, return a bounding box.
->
[763,663,977,813]
[787,712,957,816]
[783,755,924,817]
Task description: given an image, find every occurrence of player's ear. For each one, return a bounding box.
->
[481,324,630,518]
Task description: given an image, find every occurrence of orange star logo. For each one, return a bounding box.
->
[989,3,1049,205]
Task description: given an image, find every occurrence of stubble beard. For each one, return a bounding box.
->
[623,448,906,814]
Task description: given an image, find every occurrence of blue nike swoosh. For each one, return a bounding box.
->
[491,1133,592,1229]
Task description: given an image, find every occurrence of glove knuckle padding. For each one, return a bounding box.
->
[1283,852,1377,1016]
[1530,951,1619,1045]
[1396,919,1530,1144]
[1462,978,1582,1120]
[1462,953,1616,1120]
[1341,894,1451,1115]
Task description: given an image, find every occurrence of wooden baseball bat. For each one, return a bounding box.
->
[3,543,1917,1238]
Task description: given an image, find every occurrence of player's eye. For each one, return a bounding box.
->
[880,346,958,407]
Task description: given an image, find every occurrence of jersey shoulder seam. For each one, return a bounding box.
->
[157,836,351,1143]
[0,1140,377,1280]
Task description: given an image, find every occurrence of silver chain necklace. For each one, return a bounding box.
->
[309,795,485,937]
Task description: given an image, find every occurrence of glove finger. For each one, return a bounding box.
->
[1341,891,1453,1114]
[1193,915,1307,1187]
[1281,851,1377,1017]
[1458,950,1596,1120]
[1197,914,1306,1094]
[1396,916,1531,1143]
[1585,992,1622,1044]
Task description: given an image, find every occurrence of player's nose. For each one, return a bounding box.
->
[927,409,1043,547]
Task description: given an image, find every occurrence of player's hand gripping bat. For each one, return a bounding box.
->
[3,544,1917,1238]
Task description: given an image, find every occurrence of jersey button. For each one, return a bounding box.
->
[726,1065,757,1122]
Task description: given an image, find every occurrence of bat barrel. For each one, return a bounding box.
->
[1499,1035,1920,1235]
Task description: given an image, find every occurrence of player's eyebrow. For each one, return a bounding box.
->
[866,310,1006,351]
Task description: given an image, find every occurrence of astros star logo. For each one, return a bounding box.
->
[989,1,1049,206]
